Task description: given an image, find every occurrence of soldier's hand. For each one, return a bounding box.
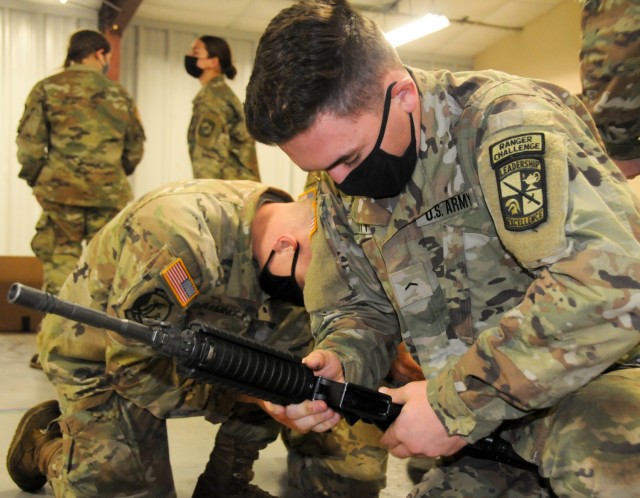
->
[263,398,341,433]
[302,349,345,382]
[389,343,425,385]
[379,381,466,458]
[260,349,344,433]
[614,157,640,179]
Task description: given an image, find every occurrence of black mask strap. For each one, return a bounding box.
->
[373,82,398,149]
[258,245,304,307]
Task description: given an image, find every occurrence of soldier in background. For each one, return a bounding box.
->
[6,179,388,498]
[185,35,260,181]
[245,1,640,496]
[17,29,145,296]
[16,29,145,368]
[579,0,640,179]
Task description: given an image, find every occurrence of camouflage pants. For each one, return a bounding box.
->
[209,402,388,497]
[45,393,387,497]
[283,419,388,497]
[48,395,180,498]
[408,368,640,497]
[31,199,121,295]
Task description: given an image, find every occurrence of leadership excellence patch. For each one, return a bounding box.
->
[161,258,199,307]
[495,156,547,231]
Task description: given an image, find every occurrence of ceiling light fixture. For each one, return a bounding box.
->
[384,13,450,48]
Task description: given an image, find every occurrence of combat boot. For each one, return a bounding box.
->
[191,432,277,498]
[6,400,61,492]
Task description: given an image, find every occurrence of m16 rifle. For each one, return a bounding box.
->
[8,282,537,471]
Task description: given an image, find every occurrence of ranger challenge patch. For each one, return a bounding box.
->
[489,133,547,231]
[161,258,199,307]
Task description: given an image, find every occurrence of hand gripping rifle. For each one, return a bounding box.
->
[8,282,536,471]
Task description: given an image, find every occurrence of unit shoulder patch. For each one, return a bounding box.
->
[480,128,568,265]
[489,132,547,232]
[198,118,215,138]
[161,258,200,307]
[495,156,547,231]
[124,289,173,322]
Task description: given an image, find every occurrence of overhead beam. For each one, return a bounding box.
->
[99,0,143,34]
[98,0,144,81]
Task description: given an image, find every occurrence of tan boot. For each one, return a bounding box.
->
[191,432,277,498]
[6,400,61,492]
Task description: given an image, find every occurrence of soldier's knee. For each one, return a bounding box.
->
[288,457,385,498]
[31,218,55,260]
[544,370,640,497]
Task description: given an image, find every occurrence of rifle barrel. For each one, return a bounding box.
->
[7,283,152,344]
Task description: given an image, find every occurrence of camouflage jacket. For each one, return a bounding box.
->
[16,64,145,208]
[306,68,640,442]
[579,0,640,160]
[40,179,312,417]
[188,75,260,181]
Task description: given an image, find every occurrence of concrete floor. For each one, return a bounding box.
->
[0,332,415,498]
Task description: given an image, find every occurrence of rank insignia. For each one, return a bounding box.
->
[161,258,199,307]
[495,156,547,231]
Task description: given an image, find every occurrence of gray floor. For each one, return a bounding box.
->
[0,332,415,497]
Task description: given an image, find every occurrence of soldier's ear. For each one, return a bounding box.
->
[272,234,297,253]
[393,76,419,114]
[203,55,221,71]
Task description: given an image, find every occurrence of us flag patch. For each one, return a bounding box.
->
[298,188,318,238]
[161,258,199,307]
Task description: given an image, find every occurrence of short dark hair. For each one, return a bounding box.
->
[64,29,110,68]
[245,0,402,145]
[200,35,237,79]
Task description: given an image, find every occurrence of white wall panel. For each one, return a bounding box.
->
[0,0,302,257]
[0,4,97,257]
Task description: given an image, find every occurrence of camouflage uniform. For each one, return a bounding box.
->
[579,0,640,161]
[37,179,386,497]
[306,68,640,497]
[188,75,260,180]
[16,64,145,295]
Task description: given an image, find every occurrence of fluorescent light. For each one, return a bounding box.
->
[384,13,450,47]
[59,0,68,3]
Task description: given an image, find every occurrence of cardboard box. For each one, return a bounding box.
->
[0,256,44,332]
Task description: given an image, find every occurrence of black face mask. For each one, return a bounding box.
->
[184,55,204,78]
[258,246,304,307]
[337,82,417,199]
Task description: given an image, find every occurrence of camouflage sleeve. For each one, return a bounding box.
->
[428,94,640,441]
[307,177,401,388]
[579,0,640,160]
[189,99,233,179]
[122,101,145,175]
[16,83,48,186]
[103,199,224,418]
